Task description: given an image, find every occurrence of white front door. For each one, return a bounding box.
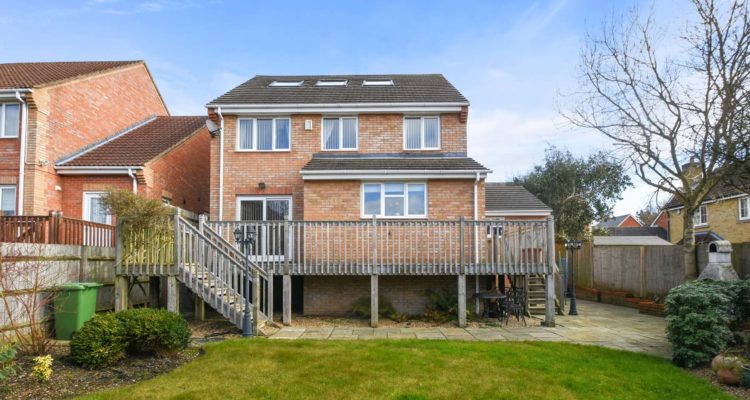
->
[83,192,112,225]
[236,196,291,261]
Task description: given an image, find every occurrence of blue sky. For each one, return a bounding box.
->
[0,0,690,216]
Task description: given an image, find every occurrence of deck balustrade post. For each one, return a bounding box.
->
[166,275,180,313]
[458,274,467,327]
[543,215,556,327]
[173,209,181,276]
[252,269,261,335]
[115,220,123,275]
[194,296,205,321]
[114,275,129,312]
[370,274,379,328]
[282,219,291,325]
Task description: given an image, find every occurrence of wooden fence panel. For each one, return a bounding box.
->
[593,246,641,294]
[643,246,684,298]
[732,242,750,278]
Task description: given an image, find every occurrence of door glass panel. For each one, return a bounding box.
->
[266,200,290,256]
[240,200,263,220]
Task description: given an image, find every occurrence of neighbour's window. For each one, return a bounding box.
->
[83,192,112,224]
[322,117,357,150]
[0,186,16,216]
[0,103,20,138]
[693,205,708,226]
[237,118,290,151]
[740,196,749,220]
[362,183,427,218]
[404,116,440,150]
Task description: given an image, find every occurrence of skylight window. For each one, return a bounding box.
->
[269,80,304,87]
[362,79,394,86]
[315,80,347,87]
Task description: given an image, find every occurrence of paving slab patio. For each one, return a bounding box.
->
[268,300,671,358]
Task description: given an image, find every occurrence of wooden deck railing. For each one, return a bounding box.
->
[206,218,555,276]
[0,213,114,247]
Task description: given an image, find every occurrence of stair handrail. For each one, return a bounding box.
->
[200,222,255,271]
[177,216,268,280]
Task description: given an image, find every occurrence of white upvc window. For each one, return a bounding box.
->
[361,182,427,218]
[322,117,358,150]
[237,118,291,151]
[83,192,112,225]
[0,186,16,216]
[0,103,20,138]
[693,205,708,226]
[404,116,440,150]
[740,196,750,221]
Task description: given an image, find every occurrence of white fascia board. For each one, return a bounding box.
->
[55,166,143,175]
[301,170,490,180]
[486,210,552,217]
[206,102,467,114]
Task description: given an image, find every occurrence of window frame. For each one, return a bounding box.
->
[0,185,17,216]
[360,182,427,219]
[0,103,20,139]
[235,117,291,152]
[403,116,441,150]
[321,116,358,151]
[740,196,750,221]
[693,204,708,227]
[82,191,112,225]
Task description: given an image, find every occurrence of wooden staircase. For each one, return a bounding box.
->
[526,274,564,316]
[175,216,269,330]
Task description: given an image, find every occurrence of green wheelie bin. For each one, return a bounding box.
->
[54,282,103,340]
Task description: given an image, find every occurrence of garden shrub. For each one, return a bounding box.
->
[0,342,17,382]
[423,289,459,322]
[351,296,405,321]
[116,308,191,356]
[70,313,127,369]
[664,280,750,367]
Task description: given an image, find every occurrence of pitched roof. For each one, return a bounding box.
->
[664,182,746,209]
[596,214,637,228]
[0,61,142,89]
[485,183,551,213]
[209,74,468,105]
[300,154,489,172]
[56,116,205,167]
[606,227,668,240]
[593,236,673,246]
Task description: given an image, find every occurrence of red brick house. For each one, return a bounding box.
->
[0,61,208,221]
[201,75,557,326]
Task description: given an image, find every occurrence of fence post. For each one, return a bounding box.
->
[48,211,60,244]
[543,215,556,327]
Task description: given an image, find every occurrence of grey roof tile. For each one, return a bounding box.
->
[210,74,468,105]
[301,154,489,172]
[485,183,551,212]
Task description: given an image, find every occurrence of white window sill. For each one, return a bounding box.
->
[361,215,428,220]
[322,148,358,152]
[0,136,19,139]
[404,148,441,151]
[694,223,708,228]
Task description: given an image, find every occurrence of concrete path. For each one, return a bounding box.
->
[269,300,672,358]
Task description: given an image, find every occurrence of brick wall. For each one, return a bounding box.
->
[669,198,750,244]
[60,175,132,219]
[303,179,484,221]
[146,128,210,213]
[302,275,484,316]
[210,113,468,220]
[22,63,167,215]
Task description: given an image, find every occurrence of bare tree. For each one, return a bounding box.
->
[566,0,750,278]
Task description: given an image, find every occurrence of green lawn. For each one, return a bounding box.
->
[80,339,730,400]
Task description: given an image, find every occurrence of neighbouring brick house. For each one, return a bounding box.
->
[0,61,209,221]
[205,75,555,322]
[663,182,750,244]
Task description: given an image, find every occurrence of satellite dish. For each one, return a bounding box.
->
[206,119,221,137]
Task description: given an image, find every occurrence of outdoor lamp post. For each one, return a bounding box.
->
[234,226,256,337]
[564,239,583,316]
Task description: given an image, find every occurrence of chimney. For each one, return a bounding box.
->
[682,157,702,186]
